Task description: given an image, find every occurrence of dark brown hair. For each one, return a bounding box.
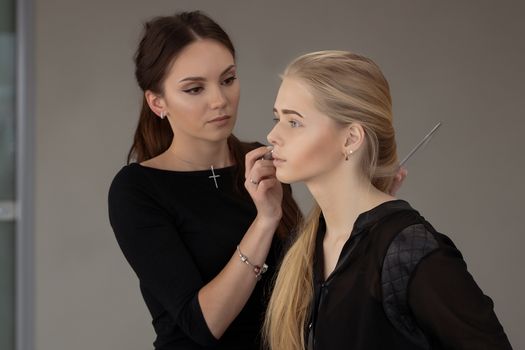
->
[128,11,302,238]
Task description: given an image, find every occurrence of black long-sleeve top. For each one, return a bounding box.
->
[307,200,512,350]
[108,163,281,349]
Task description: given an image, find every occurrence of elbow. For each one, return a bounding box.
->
[175,294,222,347]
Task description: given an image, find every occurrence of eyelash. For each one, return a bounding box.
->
[222,75,237,85]
[289,120,302,128]
[184,87,203,95]
[182,75,237,95]
[272,117,302,128]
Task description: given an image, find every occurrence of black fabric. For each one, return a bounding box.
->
[307,200,512,350]
[382,223,438,348]
[108,163,281,349]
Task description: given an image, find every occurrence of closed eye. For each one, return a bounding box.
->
[183,86,204,95]
[222,75,237,86]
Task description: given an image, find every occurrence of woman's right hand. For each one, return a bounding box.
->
[244,146,283,225]
[389,166,408,196]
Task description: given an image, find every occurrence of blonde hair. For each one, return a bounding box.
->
[263,51,398,350]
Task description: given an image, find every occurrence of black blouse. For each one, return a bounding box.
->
[307,200,512,350]
[108,163,281,350]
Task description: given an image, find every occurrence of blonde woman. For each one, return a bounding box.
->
[263,51,512,350]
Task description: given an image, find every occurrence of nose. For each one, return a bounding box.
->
[209,85,227,110]
[267,123,281,146]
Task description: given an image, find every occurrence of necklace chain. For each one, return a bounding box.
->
[172,153,213,169]
[171,152,230,189]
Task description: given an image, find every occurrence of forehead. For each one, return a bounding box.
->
[275,77,316,111]
[167,39,235,79]
[275,77,342,130]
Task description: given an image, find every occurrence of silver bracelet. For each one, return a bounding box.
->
[236,245,268,281]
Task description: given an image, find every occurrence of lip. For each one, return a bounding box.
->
[273,159,285,167]
[271,153,286,164]
[208,115,231,123]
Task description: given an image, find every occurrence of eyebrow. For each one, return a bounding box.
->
[273,107,304,118]
[178,65,236,83]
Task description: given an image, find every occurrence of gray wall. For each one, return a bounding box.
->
[35,0,524,348]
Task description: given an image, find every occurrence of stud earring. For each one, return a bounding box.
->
[345,149,353,161]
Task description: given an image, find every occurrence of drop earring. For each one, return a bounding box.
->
[160,111,165,119]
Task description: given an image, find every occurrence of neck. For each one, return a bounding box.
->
[306,165,395,241]
[167,135,233,170]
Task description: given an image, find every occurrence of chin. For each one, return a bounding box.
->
[276,176,293,184]
[275,170,300,185]
[206,129,234,142]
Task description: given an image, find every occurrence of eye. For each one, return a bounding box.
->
[289,119,302,128]
[272,117,280,124]
[183,86,204,95]
[222,75,237,86]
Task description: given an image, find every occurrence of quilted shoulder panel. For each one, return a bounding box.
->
[381,223,438,349]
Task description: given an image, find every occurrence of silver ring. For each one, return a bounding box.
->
[250,178,259,185]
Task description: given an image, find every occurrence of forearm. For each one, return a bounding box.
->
[198,215,279,339]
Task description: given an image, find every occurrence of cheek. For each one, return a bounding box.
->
[168,94,207,123]
[226,85,240,108]
[299,127,339,162]
[279,129,341,182]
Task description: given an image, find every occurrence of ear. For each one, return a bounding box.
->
[343,123,365,155]
[145,90,167,119]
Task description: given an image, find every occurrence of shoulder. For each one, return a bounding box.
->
[381,219,461,295]
[110,163,145,189]
[108,164,172,231]
[376,204,454,268]
[380,223,440,346]
[385,223,440,266]
[381,222,441,299]
[108,163,155,204]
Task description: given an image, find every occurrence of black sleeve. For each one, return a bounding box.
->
[408,240,513,349]
[108,168,218,347]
